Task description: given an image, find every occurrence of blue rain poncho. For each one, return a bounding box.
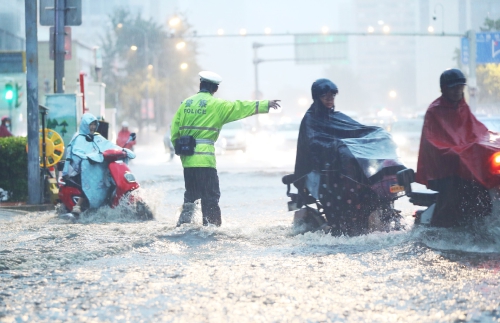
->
[62,113,135,208]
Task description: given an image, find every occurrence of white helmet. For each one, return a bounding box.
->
[122,121,129,127]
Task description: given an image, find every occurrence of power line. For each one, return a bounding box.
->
[183,31,465,39]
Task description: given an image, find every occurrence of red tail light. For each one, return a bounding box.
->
[489,152,500,174]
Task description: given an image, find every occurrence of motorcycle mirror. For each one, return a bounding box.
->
[129,133,136,142]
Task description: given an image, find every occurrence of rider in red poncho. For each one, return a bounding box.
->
[116,121,136,150]
[416,69,500,227]
[0,117,13,138]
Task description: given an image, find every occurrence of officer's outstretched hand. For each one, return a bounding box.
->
[269,100,281,110]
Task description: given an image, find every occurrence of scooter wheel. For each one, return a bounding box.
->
[136,201,154,221]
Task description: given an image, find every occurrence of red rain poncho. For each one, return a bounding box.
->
[416,96,500,189]
[116,129,135,149]
[0,124,12,137]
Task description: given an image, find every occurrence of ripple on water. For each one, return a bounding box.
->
[2,183,500,321]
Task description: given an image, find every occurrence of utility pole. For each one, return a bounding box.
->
[145,35,150,140]
[153,54,160,131]
[54,0,65,93]
[253,42,263,101]
[25,0,41,204]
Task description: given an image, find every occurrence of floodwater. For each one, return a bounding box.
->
[1,144,500,323]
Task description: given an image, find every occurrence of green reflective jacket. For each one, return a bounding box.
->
[171,92,269,168]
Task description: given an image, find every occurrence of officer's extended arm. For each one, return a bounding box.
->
[218,99,280,125]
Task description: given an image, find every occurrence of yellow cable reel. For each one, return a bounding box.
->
[34,129,65,167]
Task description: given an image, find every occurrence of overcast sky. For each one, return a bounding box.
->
[175,0,357,118]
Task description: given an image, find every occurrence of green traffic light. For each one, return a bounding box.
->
[5,89,14,101]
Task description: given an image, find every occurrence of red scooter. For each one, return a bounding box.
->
[58,133,153,221]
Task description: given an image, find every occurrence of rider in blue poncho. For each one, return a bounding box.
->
[62,113,136,214]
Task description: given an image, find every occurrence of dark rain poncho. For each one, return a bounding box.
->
[294,103,404,186]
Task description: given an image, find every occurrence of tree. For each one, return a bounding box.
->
[477,64,500,104]
[59,120,68,137]
[480,17,500,32]
[477,17,500,105]
[47,118,59,129]
[101,9,201,133]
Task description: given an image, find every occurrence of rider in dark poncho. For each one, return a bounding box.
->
[294,79,405,233]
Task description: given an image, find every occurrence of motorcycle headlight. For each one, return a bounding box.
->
[489,152,500,174]
[124,172,136,183]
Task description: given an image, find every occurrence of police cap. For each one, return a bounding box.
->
[199,71,222,85]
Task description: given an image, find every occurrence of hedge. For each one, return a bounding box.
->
[0,136,28,202]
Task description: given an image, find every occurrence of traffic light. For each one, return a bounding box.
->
[3,82,23,107]
[14,82,23,108]
[4,82,14,103]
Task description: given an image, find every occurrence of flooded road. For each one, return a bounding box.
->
[1,145,500,322]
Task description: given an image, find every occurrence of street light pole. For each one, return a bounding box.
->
[468,29,477,112]
[54,0,65,93]
[144,34,150,140]
[433,3,445,35]
[25,0,41,204]
[253,42,263,101]
[126,24,151,138]
[252,42,264,130]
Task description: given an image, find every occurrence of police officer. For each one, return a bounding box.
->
[171,71,281,226]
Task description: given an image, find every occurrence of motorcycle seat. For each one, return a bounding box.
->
[282,173,299,185]
[397,168,437,206]
[409,191,438,207]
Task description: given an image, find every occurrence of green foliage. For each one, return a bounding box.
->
[477,64,500,103]
[476,17,500,104]
[101,9,201,131]
[480,17,500,31]
[0,137,28,202]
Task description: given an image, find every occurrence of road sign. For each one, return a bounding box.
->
[461,32,500,64]
[40,0,82,26]
[49,27,72,60]
[294,35,348,64]
[0,52,26,73]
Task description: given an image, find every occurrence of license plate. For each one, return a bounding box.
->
[390,185,405,193]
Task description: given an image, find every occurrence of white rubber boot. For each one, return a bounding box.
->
[176,203,197,227]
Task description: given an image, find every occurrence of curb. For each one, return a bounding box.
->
[0,204,55,213]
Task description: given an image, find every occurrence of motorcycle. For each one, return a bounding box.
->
[283,163,407,236]
[57,133,154,221]
[396,152,500,226]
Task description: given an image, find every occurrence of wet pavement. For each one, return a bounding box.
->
[1,143,500,322]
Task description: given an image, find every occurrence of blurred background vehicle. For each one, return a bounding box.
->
[217,120,249,152]
[272,121,301,150]
[389,118,424,156]
[214,135,227,155]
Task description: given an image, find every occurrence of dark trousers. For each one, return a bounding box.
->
[183,167,222,226]
[429,177,492,227]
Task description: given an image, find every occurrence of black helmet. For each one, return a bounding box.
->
[311,79,338,101]
[440,69,466,88]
